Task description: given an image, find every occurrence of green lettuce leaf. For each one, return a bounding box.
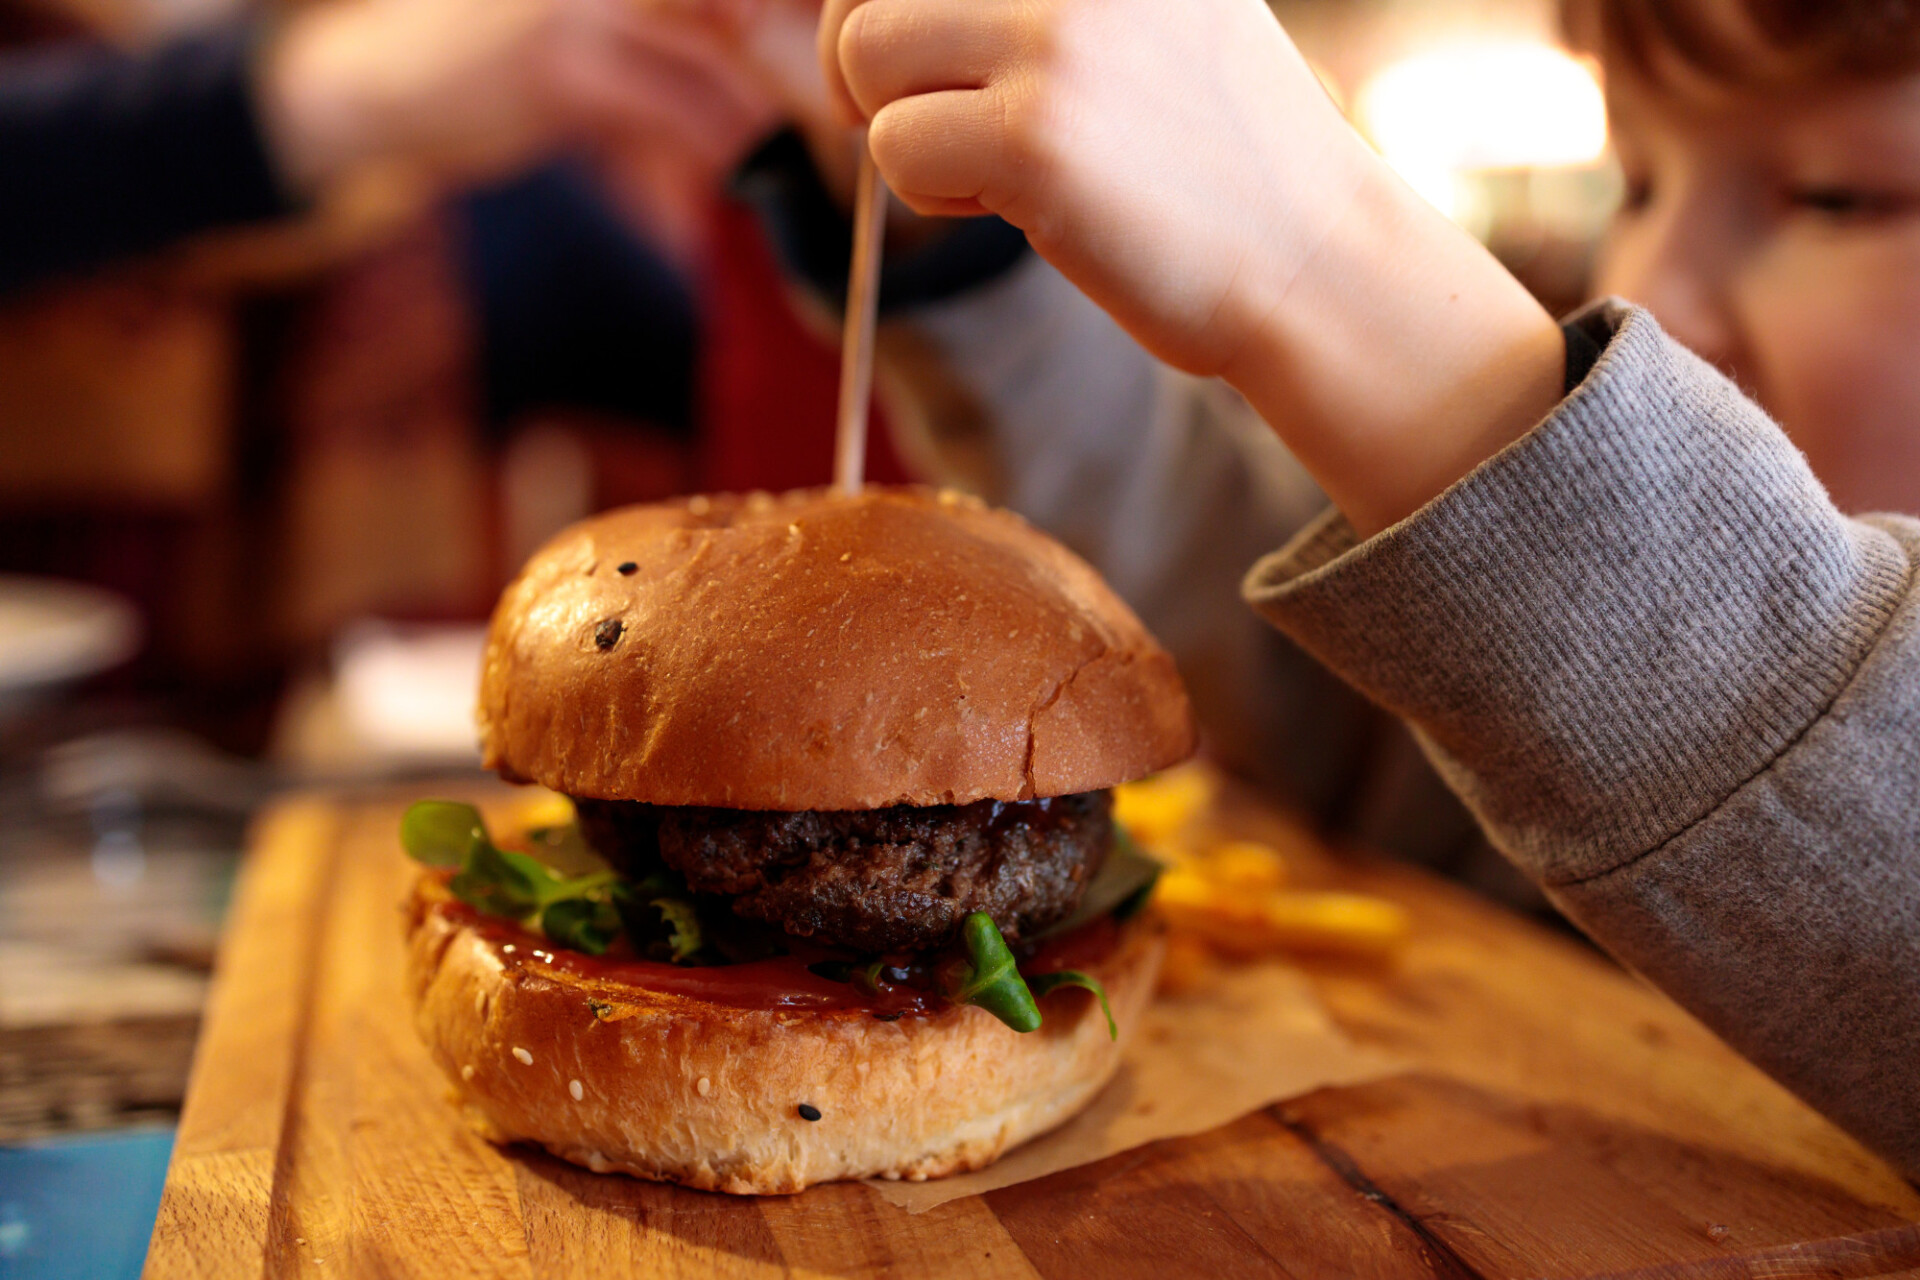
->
[403,800,630,954]
[1029,970,1117,1040]
[1035,830,1162,941]
[943,912,1042,1033]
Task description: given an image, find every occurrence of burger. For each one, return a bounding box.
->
[400,486,1196,1193]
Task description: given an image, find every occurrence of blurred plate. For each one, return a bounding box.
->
[0,576,141,699]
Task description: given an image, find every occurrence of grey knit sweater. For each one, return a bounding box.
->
[1243,300,1920,1179]
[884,263,1920,1182]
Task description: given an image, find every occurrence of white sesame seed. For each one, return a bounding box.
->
[569,1079,584,1101]
[460,1065,475,1082]
[512,1047,534,1065]
[696,1076,712,1097]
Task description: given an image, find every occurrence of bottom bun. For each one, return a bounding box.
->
[405,874,1163,1194]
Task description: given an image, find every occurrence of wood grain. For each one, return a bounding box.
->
[145,788,1920,1279]
[145,801,340,1280]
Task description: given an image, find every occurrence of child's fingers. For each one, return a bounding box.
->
[901,194,992,217]
[816,0,868,124]
[835,0,1018,120]
[867,87,1007,216]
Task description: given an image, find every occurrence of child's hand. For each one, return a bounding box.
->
[819,0,1567,537]
[818,0,1357,380]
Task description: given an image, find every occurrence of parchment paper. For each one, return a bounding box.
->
[866,959,1401,1212]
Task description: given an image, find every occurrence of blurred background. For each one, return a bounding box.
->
[0,0,1618,1270]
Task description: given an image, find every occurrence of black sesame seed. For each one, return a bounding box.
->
[797,1103,822,1122]
[617,561,638,576]
[594,619,624,650]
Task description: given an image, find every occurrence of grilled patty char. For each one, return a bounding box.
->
[573,792,1112,954]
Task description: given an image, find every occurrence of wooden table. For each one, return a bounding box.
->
[145,788,1920,1278]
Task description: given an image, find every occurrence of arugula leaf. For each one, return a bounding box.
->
[401,800,488,868]
[523,822,605,875]
[943,913,1042,1033]
[404,801,644,953]
[541,896,622,954]
[940,914,1124,1038]
[449,838,546,917]
[652,897,704,963]
[624,869,683,899]
[1035,832,1162,941]
[1030,970,1118,1040]
[611,878,707,964]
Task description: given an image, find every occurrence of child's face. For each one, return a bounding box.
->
[1593,65,1920,514]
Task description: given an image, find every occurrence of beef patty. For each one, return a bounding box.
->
[573,792,1112,954]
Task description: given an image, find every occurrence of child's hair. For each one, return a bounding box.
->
[1561,0,1920,87]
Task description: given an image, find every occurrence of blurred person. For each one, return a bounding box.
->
[0,0,813,755]
[812,0,1920,1177]
[0,0,779,295]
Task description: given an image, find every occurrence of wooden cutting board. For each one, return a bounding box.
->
[145,788,1920,1279]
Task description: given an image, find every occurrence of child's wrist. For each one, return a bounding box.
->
[1221,157,1565,538]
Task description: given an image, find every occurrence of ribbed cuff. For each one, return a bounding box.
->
[1244,301,1913,883]
[1562,304,1606,393]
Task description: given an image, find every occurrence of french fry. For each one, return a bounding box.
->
[1113,764,1215,851]
[1198,840,1289,892]
[1123,763,1411,961]
[1153,868,1409,959]
[1256,893,1410,956]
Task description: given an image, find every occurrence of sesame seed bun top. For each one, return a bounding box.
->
[477,486,1196,810]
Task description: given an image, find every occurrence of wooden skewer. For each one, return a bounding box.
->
[834,139,888,496]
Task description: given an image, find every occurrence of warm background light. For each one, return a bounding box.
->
[1357,41,1607,226]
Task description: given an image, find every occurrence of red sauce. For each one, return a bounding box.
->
[1026,913,1120,976]
[434,899,1122,1018]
